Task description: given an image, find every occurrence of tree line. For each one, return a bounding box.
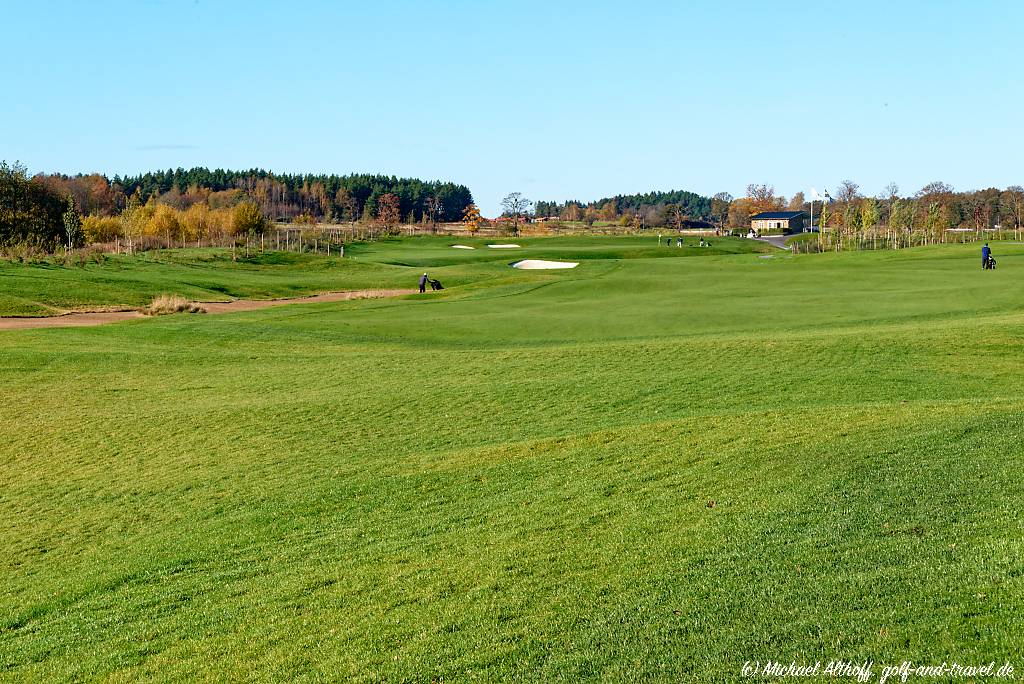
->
[532,180,1024,238]
[727,181,1024,238]
[1,161,476,252]
[534,189,716,227]
[113,168,474,224]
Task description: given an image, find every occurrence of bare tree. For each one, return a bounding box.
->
[1002,186,1024,234]
[425,196,443,231]
[500,192,533,235]
[836,180,861,204]
[917,181,954,199]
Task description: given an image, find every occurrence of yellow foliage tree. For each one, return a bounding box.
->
[462,203,481,233]
[82,215,121,243]
[146,203,181,240]
[232,201,268,236]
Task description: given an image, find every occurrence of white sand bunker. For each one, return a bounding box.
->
[487,244,521,249]
[512,259,579,270]
[451,244,475,249]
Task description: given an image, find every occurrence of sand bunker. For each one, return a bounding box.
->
[487,244,521,249]
[512,260,579,270]
[0,289,416,331]
[451,245,475,249]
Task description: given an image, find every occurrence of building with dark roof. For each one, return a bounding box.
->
[750,211,806,233]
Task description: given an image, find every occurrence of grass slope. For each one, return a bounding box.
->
[1,239,1022,681]
[0,236,768,316]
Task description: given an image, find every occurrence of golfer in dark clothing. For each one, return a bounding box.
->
[419,273,428,293]
[982,243,991,269]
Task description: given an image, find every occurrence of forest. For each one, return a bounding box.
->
[1,162,475,252]
[535,189,716,226]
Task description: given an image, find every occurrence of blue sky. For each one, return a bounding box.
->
[3,0,1021,215]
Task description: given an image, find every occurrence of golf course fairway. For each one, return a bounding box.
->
[2,236,1022,681]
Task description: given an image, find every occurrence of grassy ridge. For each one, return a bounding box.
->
[1,240,1023,681]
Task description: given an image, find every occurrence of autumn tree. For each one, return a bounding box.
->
[889,198,914,233]
[746,184,779,214]
[819,199,832,234]
[629,211,642,231]
[600,199,618,222]
[377,193,401,232]
[860,197,879,232]
[462,203,481,233]
[788,191,806,211]
[561,202,582,222]
[335,187,359,222]
[148,203,183,244]
[119,195,147,254]
[727,197,753,228]
[711,192,732,229]
[842,202,861,235]
[663,203,686,231]
[232,201,268,236]
[500,192,533,235]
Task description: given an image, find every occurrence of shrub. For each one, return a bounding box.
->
[143,294,206,316]
[82,215,121,242]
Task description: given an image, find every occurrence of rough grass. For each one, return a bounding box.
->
[143,294,206,316]
[1,239,1022,681]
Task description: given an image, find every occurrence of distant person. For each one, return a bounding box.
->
[666,237,672,247]
[419,272,429,293]
[676,237,683,247]
[982,243,992,270]
[429,278,444,290]
[699,238,705,247]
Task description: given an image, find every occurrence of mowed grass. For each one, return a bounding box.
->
[2,239,1024,681]
[0,236,768,317]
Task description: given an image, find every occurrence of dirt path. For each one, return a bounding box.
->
[0,289,416,331]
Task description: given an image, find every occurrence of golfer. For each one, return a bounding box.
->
[419,272,429,293]
[982,243,991,270]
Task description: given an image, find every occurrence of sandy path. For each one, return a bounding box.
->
[0,289,416,331]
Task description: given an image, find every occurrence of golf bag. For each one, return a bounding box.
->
[986,256,997,270]
[429,279,444,290]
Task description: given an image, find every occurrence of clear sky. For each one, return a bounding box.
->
[4,0,1022,215]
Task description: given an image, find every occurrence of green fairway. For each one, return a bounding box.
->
[0,236,768,317]
[2,238,1023,681]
